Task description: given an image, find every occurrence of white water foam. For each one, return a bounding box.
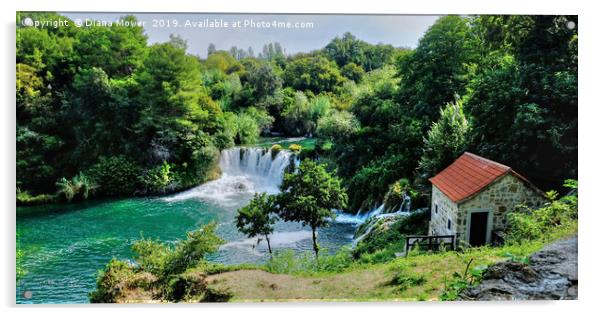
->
[221,230,313,255]
[164,147,293,207]
[334,204,385,225]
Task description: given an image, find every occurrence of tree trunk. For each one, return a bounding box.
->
[311,227,319,262]
[265,234,272,256]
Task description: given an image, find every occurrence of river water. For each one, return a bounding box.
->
[16,147,360,303]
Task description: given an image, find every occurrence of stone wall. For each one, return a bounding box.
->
[429,186,458,236]
[455,173,547,244]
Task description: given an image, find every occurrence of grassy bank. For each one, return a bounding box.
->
[204,234,570,302]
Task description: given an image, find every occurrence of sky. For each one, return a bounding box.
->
[61,12,441,58]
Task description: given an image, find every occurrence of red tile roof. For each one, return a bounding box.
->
[429,152,532,203]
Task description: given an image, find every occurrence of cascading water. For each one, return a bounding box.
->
[164,147,293,208]
[335,191,415,245]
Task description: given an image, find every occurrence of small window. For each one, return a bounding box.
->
[447,219,452,230]
[435,204,438,214]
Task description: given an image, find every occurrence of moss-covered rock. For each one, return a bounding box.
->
[270,144,283,159]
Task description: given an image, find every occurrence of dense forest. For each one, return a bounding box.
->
[17,13,577,212]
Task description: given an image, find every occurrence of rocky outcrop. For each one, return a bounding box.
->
[460,236,577,300]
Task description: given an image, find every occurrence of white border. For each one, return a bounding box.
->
[2,1,600,316]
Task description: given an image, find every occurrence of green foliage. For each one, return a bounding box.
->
[288,143,302,154]
[383,178,418,211]
[440,259,487,301]
[165,271,208,302]
[131,237,171,276]
[265,247,354,275]
[281,94,334,136]
[87,156,142,196]
[506,180,578,243]
[55,172,96,202]
[141,161,174,193]
[417,100,471,179]
[74,15,147,77]
[341,62,365,82]
[283,56,344,93]
[228,106,275,145]
[89,259,136,303]
[237,61,283,111]
[397,16,479,122]
[324,32,397,71]
[92,223,226,302]
[16,188,56,206]
[316,110,359,140]
[466,16,577,188]
[282,91,312,136]
[270,144,282,159]
[235,111,260,144]
[235,193,277,254]
[277,160,348,259]
[163,222,225,277]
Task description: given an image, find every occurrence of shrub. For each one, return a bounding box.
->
[506,179,578,243]
[141,161,174,193]
[55,172,96,202]
[131,222,225,280]
[87,156,142,196]
[89,259,136,303]
[202,282,233,302]
[165,271,208,302]
[439,258,487,301]
[16,188,56,206]
[92,223,226,302]
[316,110,359,140]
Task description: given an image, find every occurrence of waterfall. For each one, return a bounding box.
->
[334,204,385,225]
[219,147,293,185]
[164,147,293,207]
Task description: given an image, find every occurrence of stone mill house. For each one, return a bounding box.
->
[428,152,547,247]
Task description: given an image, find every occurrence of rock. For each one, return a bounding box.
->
[460,235,577,300]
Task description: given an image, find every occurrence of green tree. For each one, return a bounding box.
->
[276,160,348,260]
[62,67,136,164]
[235,193,277,255]
[324,32,397,71]
[316,110,360,141]
[397,15,479,122]
[466,16,577,188]
[74,15,147,77]
[340,62,365,82]
[417,100,471,179]
[282,91,312,136]
[283,56,344,93]
[87,156,142,196]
